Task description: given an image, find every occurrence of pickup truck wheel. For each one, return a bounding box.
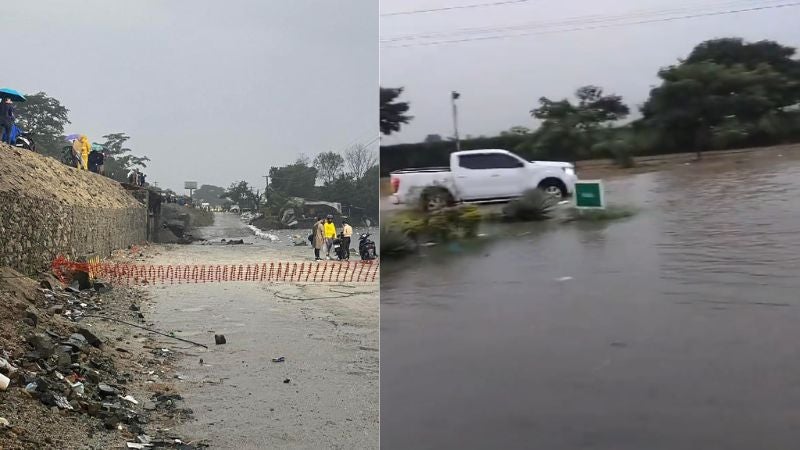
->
[421,187,455,212]
[539,179,567,198]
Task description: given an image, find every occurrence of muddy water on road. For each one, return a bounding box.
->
[381,156,800,450]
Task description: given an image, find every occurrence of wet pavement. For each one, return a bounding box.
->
[381,154,800,450]
[147,213,379,449]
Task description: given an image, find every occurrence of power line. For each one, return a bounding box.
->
[381,0,531,17]
[381,0,775,43]
[382,2,800,48]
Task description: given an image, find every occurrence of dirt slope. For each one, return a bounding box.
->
[0,144,140,208]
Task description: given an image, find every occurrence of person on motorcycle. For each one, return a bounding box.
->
[323,215,336,260]
[0,99,15,145]
[341,218,353,260]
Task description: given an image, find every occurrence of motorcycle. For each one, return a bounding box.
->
[359,233,377,260]
[3,124,35,151]
[331,233,349,260]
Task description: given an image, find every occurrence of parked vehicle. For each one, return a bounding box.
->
[3,124,35,151]
[359,233,377,260]
[332,232,348,260]
[389,149,577,210]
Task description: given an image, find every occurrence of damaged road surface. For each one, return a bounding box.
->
[145,212,379,449]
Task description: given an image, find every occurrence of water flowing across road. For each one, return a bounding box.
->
[381,154,800,450]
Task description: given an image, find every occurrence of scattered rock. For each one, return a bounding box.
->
[271,356,285,363]
[47,305,64,315]
[76,327,103,348]
[129,304,140,312]
[27,333,55,358]
[54,345,74,369]
[63,333,89,351]
[24,309,39,326]
[214,334,226,345]
[283,378,291,384]
[97,383,119,397]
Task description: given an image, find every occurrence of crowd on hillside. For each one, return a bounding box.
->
[0,91,149,188]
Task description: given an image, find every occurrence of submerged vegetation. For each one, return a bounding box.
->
[381,189,637,258]
[501,189,559,222]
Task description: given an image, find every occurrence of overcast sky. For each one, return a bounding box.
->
[380,0,800,144]
[5,0,377,192]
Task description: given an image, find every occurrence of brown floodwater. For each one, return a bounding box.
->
[380,155,800,450]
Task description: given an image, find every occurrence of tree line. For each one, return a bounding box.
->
[380,37,800,174]
[14,93,149,182]
[215,143,378,221]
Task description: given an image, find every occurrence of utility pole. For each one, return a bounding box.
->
[451,91,461,152]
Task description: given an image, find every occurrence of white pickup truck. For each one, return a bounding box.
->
[389,149,577,210]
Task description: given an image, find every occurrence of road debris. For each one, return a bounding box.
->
[0,265,199,449]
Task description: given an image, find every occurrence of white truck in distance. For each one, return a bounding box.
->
[389,149,577,210]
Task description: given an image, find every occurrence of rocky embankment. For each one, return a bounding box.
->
[0,247,203,449]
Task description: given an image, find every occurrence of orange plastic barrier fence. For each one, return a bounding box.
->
[52,256,379,285]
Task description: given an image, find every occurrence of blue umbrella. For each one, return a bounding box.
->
[65,134,80,142]
[0,88,25,102]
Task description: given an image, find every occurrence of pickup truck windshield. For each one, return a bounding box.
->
[458,153,524,169]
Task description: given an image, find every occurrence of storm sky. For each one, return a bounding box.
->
[5,0,378,192]
[380,0,800,144]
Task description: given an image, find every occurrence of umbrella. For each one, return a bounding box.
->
[65,134,80,142]
[0,88,26,102]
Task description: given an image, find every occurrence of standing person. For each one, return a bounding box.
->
[341,218,353,260]
[311,216,325,261]
[323,215,337,260]
[0,98,14,144]
[88,148,104,174]
[77,135,90,170]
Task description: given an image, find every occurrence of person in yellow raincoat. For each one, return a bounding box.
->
[75,135,91,170]
[323,215,337,260]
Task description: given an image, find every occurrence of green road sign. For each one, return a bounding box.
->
[574,180,605,209]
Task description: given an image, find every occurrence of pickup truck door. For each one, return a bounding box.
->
[484,153,528,197]
[453,153,501,200]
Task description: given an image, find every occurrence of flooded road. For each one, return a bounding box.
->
[381,155,800,450]
[147,213,379,449]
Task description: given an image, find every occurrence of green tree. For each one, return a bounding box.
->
[380,87,412,135]
[193,184,227,207]
[99,133,150,183]
[13,92,70,158]
[313,151,345,184]
[641,38,800,157]
[269,159,318,199]
[518,85,629,162]
[222,181,259,210]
